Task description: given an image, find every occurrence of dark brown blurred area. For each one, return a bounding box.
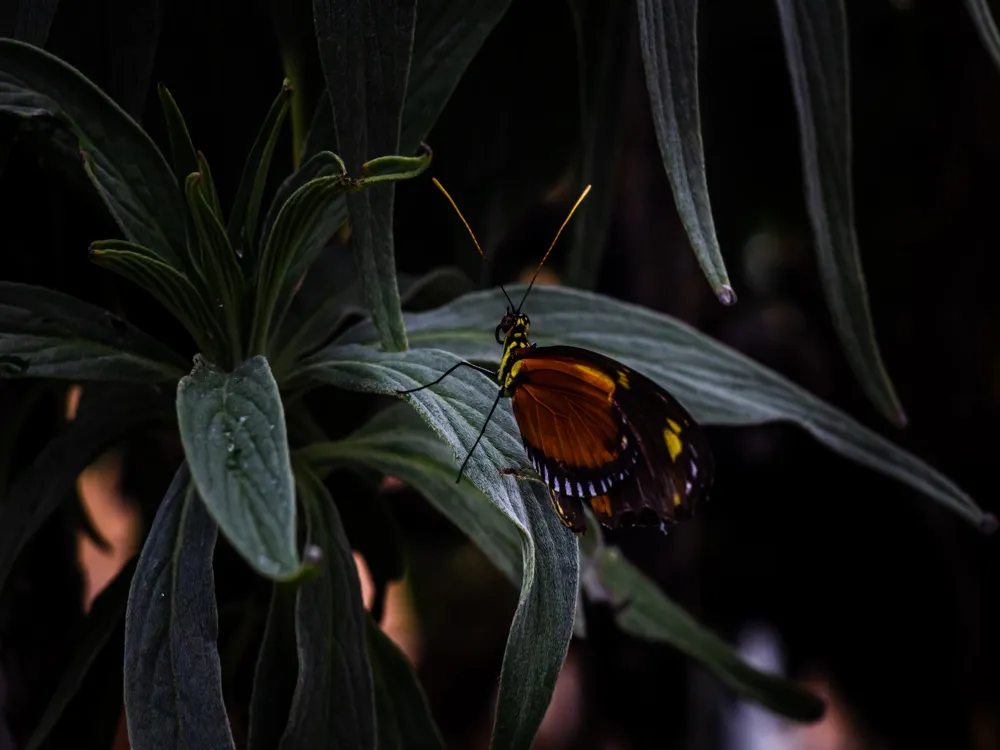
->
[2,0,999,748]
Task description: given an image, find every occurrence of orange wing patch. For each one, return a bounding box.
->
[510,357,622,472]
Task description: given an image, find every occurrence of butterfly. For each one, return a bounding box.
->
[398,178,714,534]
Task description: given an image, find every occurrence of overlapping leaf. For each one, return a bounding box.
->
[0,281,188,382]
[334,285,992,532]
[290,344,579,750]
[0,40,187,269]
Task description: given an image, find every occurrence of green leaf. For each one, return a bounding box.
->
[157,83,199,184]
[284,464,376,749]
[965,0,1000,76]
[566,0,631,290]
[176,355,302,579]
[592,543,824,721]
[184,172,244,363]
[0,382,172,595]
[260,150,349,264]
[367,616,445,750]
[228,80,293,260]
[635,0,735,304]
[123,465,236,750]
[775,0,905,427]
[196,150,224,223]
[247,584,299,750]
[25,559,137,750]
[0,281,189,382]
[298,403,522,586]
[400,0,514,153]
[251,171,350,356]
[358,148,432,185]
[313,0,417,353]
[0,40,188,269]
[89,239,224,358]
[288,344,579,750]
[334,285,994,533]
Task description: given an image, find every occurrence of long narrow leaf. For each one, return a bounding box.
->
[331,285,994,533]
[775,0,906,426]
[0,281,188,382]
[965,0,1000,76]
[636,0,735,304]
[313,0,416,352]
[157,83,198,184]
[123,465,236,750]
[0,40,187,269]
[89,240,224,357]
[367,616,445,750]
[228,80,293,260]
[284,465,376,749]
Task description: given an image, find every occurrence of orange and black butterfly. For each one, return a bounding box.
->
[398,179,714,534]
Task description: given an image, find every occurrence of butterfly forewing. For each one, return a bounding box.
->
[508,346,712,532]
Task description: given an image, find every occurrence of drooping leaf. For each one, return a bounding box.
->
[0,40,187,269]
[775,0,906,426]
[297,403,522,586]
[366,616,445,750]
[282,464,376,750]
[590,542,824,721]
[123,465,236,750]
[176,355,301,579]
[965,0,1000,77]
[0,382,172,595]
[313,0,417,353]
[333,285,994,533]
[566,0,631,290]
[88,239,224,358]
[635,0,735,304]
[24,559,137,750]
[0,281,189,382]
[228,80,293,260]
[288,344,580,750]
[247,584,299,750]
[156,83,198,185]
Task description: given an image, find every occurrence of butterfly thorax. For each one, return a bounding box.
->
[498,313,531,395]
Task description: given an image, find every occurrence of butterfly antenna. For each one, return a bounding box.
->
[432,177,516,310]
[456,388,505,483]
[516,184,592,312]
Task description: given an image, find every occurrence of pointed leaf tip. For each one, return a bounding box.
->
[717,284,737,306]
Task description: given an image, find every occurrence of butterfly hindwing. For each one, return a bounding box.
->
[507,346,712,532]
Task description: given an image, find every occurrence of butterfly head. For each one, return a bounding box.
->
[496,310,530,346]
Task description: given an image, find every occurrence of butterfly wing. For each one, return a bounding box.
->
[508,346,713,532]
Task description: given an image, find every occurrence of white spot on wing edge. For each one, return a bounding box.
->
[576,481,584,496]
[563,478,572,496]
[588,481,596,495]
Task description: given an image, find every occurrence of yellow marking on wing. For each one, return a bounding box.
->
[664,429,683,461]
[548,490,574,529]
[667,418,682,434]
[673,491,682,507]
[616,369,631,389]
[591,496,611,516]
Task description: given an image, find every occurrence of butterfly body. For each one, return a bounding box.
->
[495,312,713,534]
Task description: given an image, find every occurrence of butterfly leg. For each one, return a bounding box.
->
[498,467,548,487]
[396,361,498,394]
[454,388,505,483]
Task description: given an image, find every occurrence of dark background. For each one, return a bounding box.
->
[1,0,998,748]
